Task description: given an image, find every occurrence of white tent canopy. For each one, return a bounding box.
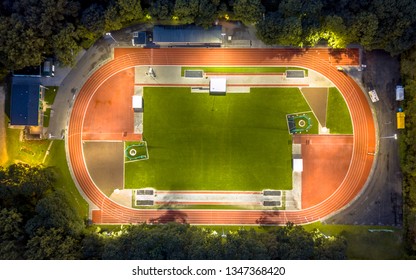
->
[293,158,303,172]
[210,78,227,93]
[132,95,143,112]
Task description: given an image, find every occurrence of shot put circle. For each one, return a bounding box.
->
[129,148,137,157]
[298,119,306,127]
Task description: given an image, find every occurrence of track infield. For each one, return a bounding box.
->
[68,48,376,225]
[124,87,318,191]
[83,141,124,196]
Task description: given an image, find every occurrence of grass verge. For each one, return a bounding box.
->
[181,66,308,76]
[326,87,353,134]
[44,140,89,219]
[303,222,405,259]
[44,86,58,105]
[5,121,50,165]
[4,119,88,220]
[43,108,51,127]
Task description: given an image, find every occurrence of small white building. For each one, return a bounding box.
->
[293,158,303,172]
[210,78,227,95]
[132,96,143,112]
[396,85,404,101]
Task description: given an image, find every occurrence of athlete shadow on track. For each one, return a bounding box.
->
[256,211,282,226]
[148,207,188,224]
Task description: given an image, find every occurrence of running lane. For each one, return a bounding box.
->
[68,48,375,225]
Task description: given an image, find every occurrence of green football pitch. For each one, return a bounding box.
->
[124,87,320,191]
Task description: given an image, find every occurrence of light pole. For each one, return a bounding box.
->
[381,134,397,140]
[221,33,226,45]
[105,32,118,45]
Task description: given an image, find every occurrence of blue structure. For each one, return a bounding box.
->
[10,78,42,126]
[132,31,148,46]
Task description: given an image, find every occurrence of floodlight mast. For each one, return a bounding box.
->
[105,32,118,45]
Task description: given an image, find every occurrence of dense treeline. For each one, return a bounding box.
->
[1,0,416,72]
[257,0,416,52]
[400,47,416,254]
[0,164,347,260]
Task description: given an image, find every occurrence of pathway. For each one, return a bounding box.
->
[0,86,8,165]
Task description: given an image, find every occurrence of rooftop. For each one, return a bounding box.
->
[153,25,222,44]
[10,78,41,126]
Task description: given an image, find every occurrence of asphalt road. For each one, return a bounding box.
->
[325,50,403,226]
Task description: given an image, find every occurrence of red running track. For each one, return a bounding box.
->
[68,48,375,225]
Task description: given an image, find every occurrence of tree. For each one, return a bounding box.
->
[173,0,199,23]
[256,12,283,45]
[195,0,218,28]
[117,0,144,23]
[312,229,347,259]
[149,0,174,20]
[266,223,315,259]
[25,190,84,237]
[320,15,349,48]
[0,164,55,219]
[233,0,264,25]
[256,12,303,46]
[0,208,25,259]
[349,12,379,49]
[0,0,80,69]
[104,3,123,31]
[369,0,416,54]
[25,228,81,260]
[81,232,105,260]
[80,3,106,35]
[223,229,268,259]
[52,23,80,66]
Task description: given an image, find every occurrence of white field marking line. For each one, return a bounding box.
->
[123,141,125,190]
[82,140,123,142]
[42,140,54,164]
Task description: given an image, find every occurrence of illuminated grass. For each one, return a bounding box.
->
[43,108,51,127]
[44,140,89,219]
[326,87,353,134]
[44,86,58,105]
[125,87,315,191]
[181,66,308,76]
[303,222,405,259]
[5,119,50,165]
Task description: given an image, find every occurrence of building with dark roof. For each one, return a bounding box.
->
[12,65,41,77]
[153,25,223,46]
[132,31,148,47]
[10,78,43,126]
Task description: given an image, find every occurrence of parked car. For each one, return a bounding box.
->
[42,58,55,77]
